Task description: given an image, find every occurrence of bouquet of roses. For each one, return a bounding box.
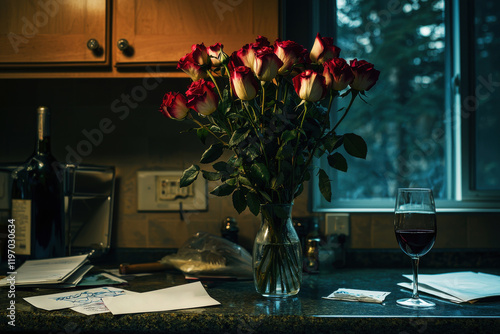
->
[160,33,380,215]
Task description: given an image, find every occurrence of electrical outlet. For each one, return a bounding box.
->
[156,176,193,201]
[137,171,207,211]
[325,213,350,236]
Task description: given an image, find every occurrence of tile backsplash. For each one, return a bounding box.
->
[1,78,499,253]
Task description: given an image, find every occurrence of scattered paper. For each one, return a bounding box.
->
[77,272,128,287]
[102,281,220,315]
[323,288,391,303]
[0,254,89,287]
[24,286,136,315]
[398,271,500,303]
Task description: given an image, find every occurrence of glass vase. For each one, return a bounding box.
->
[252,203,302,297]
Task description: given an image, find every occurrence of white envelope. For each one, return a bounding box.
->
[102,281,220,315]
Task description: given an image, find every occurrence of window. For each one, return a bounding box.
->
[311,0,500,212]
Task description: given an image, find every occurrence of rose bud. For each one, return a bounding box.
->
[274,39,308,75]
[323,58,355,91]
[177,53,208,81]
[310,33,341,64]
[208,43,226,68]
[190,43,210,66]
[253,48,283,81]
[231,66,260,101]
[292,69,328,102]
[349,59,380,92]
[186,79,219,116]
[159,92,189,120]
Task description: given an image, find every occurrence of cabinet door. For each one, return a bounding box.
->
[114,0,279,66]
[0,0,109,66]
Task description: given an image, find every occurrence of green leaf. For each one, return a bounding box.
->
[246,191,261,216]
[226,178,237,186]
[259,191,272,202]
[200,143,225,164]
[318,169,332,202]
[327,152,348,172]
[232,189,247,214]
[229,128,250,147]
[294,183,304,198]
[210,182,236,196]
[343,133,367,159]
[196,127,209,144]
[323,132,341,153]
[180,165,200,188]
[213,161,229,172]
[276,143,293,160]
[238,175,252,187]
[271,172,285,190]
[202,170,221,181]
[281,130,297,143]
[250,162,270,184]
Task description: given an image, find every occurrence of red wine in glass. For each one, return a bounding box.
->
[395,213,436,257]
[394,189,437,308]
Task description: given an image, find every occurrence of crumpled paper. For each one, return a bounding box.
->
[323,288,391,303]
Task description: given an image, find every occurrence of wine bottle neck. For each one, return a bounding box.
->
[36,107,51,154]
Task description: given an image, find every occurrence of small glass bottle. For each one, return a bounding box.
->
[220,216,239,244]
[303,219,320,274]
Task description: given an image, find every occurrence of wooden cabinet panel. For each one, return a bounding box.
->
[114,0,279,66]
[0,0,109,66]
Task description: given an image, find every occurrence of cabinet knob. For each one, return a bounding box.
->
[117,39,130,51]
[87,39,100,51]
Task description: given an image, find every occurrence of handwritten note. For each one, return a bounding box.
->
[24,287,136,314]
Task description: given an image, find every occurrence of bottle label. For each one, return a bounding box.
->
[12,199,32,256]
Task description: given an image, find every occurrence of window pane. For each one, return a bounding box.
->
[329,0,447,200]
[474,0,500,190]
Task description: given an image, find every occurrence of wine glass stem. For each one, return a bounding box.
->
[411,257,420,299]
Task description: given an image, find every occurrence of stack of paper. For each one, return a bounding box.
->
[0,254,92,288]
[398,271,500,303]
[24,282,220,316]
[323,288,391,304]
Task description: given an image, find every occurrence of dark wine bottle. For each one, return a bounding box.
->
[11,106,66,261]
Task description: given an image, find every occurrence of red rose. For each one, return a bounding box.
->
[186,79,219,116]
[234,44,255,69]
[273,39,308,75]
[349,59,380,92]
[177,54,208,81]
[323,58,355,91]
[233,36,271,70]
[231,66,260,101]
[310,33,341,64]
[190,43,210,66]
[177,43,210,81]
[253,48,283,81]
[208,43,226,68]
[292,69,328,102]
[159,92,189,120]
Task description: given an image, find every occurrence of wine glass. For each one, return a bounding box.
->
[394,188,437,308]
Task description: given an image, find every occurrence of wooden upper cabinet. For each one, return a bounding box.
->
[114,0,279,66]
[0,0,109,66]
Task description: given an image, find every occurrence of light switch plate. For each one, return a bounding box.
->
[137,171,207,211]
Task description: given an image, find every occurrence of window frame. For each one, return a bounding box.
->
[309,0,500,213]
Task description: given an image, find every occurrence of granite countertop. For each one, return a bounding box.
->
[1,267,499,334]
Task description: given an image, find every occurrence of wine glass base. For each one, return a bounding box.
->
[397,297,435,308]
